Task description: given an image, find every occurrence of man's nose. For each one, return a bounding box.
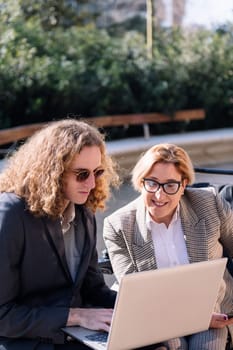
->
[86,173,96,189]
[154,186,164,198]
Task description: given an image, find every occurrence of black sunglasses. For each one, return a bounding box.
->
[70,168,105,182]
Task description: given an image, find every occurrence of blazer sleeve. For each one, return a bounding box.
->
[216,192,233,257]
[103,210,137,283]
[0,194,69,344]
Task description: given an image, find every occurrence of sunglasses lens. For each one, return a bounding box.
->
[76,171,90,182]
[94,169,105,178]
[71,169,104,182]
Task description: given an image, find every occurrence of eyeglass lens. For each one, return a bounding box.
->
[143,179,181,194]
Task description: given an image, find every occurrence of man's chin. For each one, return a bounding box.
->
[75,197,89,205]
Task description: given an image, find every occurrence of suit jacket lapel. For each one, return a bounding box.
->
[73,206,93,286]
[43,207,95,286]
[180,196,208,263]
[43,217,72,281]
[132,197,157,271]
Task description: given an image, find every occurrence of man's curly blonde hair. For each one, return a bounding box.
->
[0,119,119,218]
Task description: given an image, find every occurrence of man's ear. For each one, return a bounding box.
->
[183,178,188,188]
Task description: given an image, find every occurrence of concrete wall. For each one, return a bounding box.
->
[106,128,233,177]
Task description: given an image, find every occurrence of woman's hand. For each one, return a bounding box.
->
[210,312,233,328]
[67,308,114,332]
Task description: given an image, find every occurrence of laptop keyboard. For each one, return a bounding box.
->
[86,332,108,343]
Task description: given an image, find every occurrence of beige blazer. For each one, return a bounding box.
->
[103,187,233,316]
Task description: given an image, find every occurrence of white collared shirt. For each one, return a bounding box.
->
[146,206,189,268]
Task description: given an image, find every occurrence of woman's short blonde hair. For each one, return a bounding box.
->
[0,119,119,217]
[132,143,195,192]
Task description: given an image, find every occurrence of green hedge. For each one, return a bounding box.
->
[0,17,232,137]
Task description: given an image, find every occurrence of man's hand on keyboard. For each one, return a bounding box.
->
[67,308,114,332]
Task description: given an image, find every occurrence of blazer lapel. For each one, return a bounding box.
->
[73,207,93,286]
[180,197,208,263]
[132,197,157,271]
[43,217,72,281]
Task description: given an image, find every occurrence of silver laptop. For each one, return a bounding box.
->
[62,258,226,350]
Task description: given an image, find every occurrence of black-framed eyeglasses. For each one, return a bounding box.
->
[69,168,105,182]
[142,178,182,195]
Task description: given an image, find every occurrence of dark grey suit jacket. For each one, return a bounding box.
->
[0,192,116,349]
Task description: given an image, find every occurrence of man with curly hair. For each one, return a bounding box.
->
[0,119,121,349]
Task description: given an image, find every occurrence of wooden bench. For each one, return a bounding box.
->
[88,109,205,139]
[0,109,205,153]
[0,123,46,149]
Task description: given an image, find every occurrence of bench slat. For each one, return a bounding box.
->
[88,109,205,127]
[0,109,205,146]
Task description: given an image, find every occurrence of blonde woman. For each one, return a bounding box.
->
[0,119,121,349]
[104,143,233,350]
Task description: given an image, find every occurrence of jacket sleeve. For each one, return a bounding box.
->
[0,194,68,344]
[216,192,233,257]
[103,214,137,283]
